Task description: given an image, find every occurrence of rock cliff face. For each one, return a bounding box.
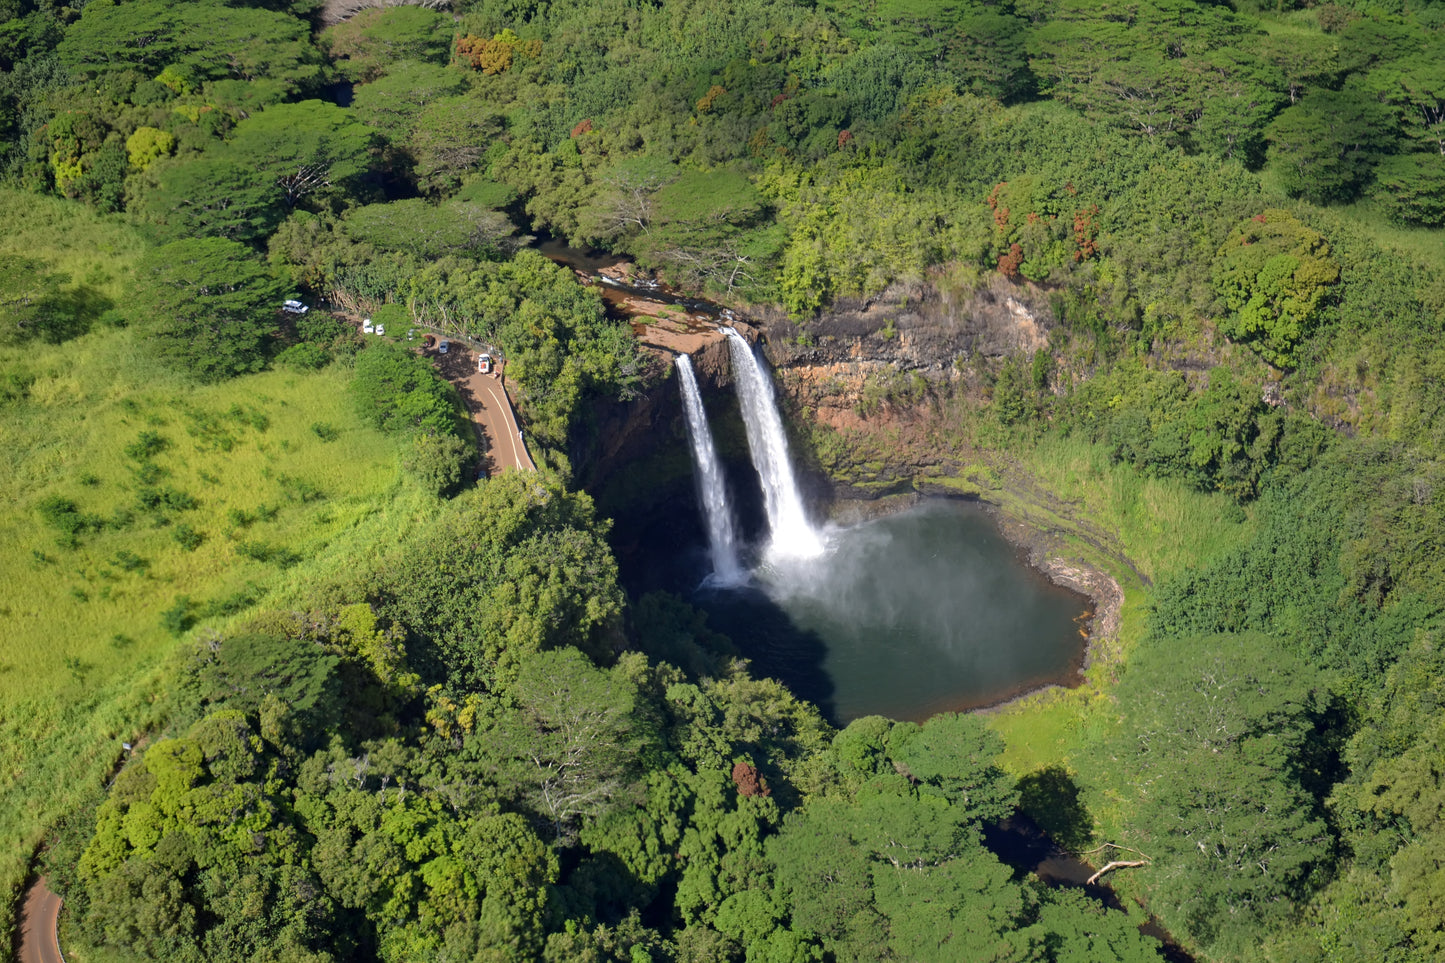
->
[575,276,1054,514]
[753,275,1052,440]
[575,324,748,497]
[576,276,1123,650]
[762,274,1051,371]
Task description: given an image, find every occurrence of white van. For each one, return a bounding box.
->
[362,318,374,334]
[282,299,308,314]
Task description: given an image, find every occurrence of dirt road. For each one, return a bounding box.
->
[18,877,63,963]
[428,342,535,477]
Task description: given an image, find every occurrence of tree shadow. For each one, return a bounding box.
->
[1017,764,1094,853]
[554,850,659,927]
[11,284,115,346]
[694,583,837,725]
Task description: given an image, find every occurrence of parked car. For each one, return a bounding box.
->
[406,328,416,341]
[362,318,374,334]
[478,353,493,374]
[438,339,449,354]
[375,324,385,336]
[282,299,308,314]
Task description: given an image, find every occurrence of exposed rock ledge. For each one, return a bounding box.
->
[982,508,1124,658]
[579,267,1126,697]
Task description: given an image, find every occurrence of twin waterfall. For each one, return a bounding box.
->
[676,330,824,585]
[675,355,745,585]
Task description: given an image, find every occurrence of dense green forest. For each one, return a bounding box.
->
[2,0,1445,960]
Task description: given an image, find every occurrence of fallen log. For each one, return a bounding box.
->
[1086,859,1149,885]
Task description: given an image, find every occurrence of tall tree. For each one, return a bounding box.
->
[407,99,506,196]
[57,0,323,97]
[349,61,470,139]
[1370,153,1445,227]
[1102,631,1334,959]
[487,647,652,836]
[343,198,521,259]
[377,470,625,689]
[1265,89,1395,203]
[1211,209,1340,367]
[131,158,285,244]
[131,237,289,380]
[221,100,378,209]
[321,5,454,83]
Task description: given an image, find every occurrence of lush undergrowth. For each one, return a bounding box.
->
[1,0,1440,956]
[0,329,432,946]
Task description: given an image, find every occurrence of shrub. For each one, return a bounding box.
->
[403,432,471,497]
[1212,210,1339,368]
[235,540,301,568]
[310,422,340,442]
[129,461,167,485]
[109,550,149,573]
[172,524,205,551]
[274,342,329,370]
[37,495,104,546]
[134,486,197,514]
[351,340,465,437]
[278,475,325,504]
[161,595,198,636]
[227,404,269,432]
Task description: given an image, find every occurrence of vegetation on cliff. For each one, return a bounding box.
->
[0,0,1442,960]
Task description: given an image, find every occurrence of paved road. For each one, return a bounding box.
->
[18,876,62,963]
[428,343,535,476]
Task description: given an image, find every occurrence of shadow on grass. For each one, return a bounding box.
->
[1017,764,1094,852]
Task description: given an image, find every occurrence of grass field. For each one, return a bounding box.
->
[0,323,437,950]
[0,189,145,304]
[1012,433,1254,586]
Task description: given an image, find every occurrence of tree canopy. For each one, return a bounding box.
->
[130,237,289,380]
[11,0,1445,960]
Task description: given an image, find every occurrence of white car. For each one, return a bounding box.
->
[362,318,374,334]
[375,324,385,336]
[282,299,308,314]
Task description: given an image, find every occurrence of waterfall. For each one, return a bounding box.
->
[675,354,746,585]
[724,329,824,560]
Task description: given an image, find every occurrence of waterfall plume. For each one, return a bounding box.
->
[724,329,824,560]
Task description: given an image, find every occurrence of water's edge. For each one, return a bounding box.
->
[823,490,1120,714]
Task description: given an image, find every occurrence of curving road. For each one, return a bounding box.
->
[428,342,535,477]
[465,366,534,474]
[18,876,63,963]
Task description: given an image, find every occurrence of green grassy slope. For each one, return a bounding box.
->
[0,327,435,945]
